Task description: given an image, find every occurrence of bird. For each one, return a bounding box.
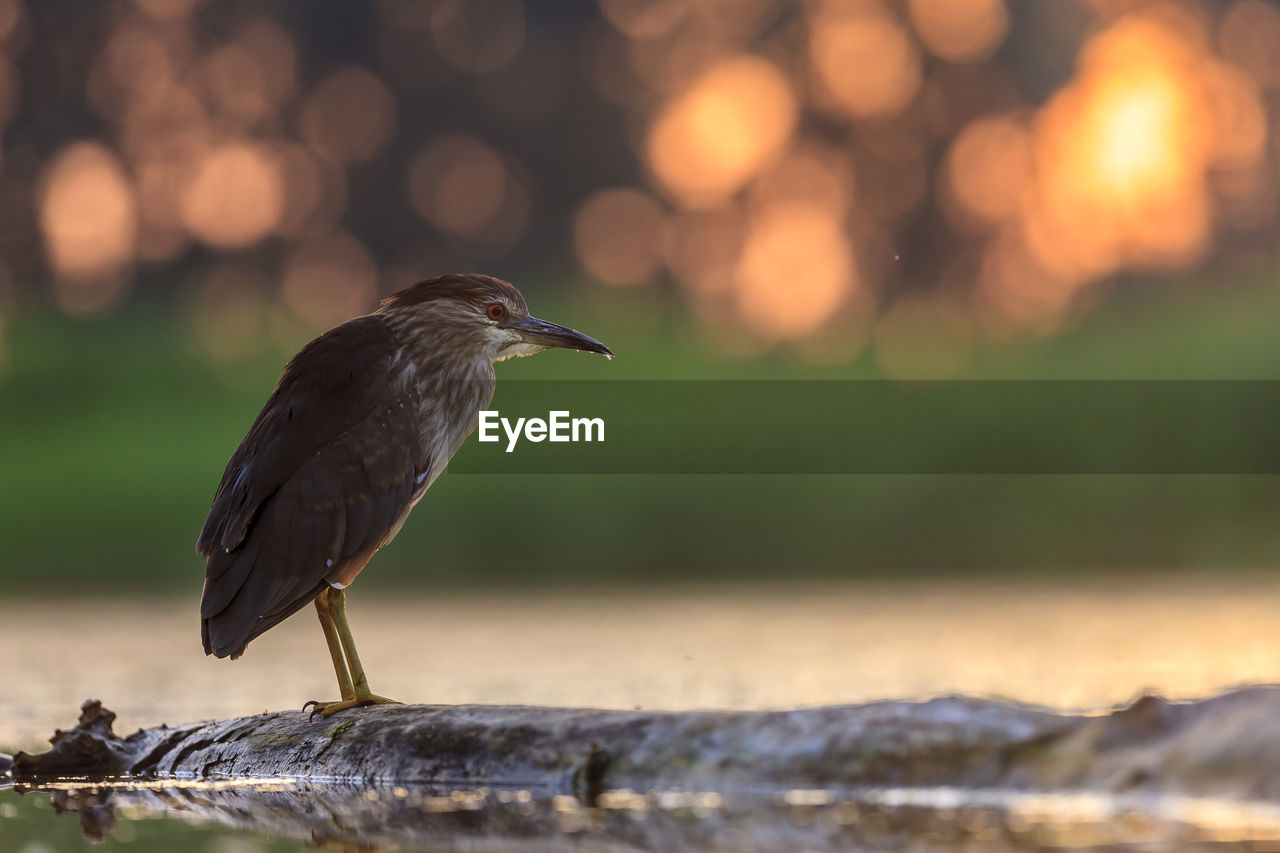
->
[196,274,612,717]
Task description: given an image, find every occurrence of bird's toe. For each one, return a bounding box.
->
[303,698,348,720]
[303,694,401,719]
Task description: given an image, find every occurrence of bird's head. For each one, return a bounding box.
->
[379,274,613,364]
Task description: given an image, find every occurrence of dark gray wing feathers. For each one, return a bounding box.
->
[198,315,430,659]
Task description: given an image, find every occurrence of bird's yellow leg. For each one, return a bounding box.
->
[309,587,400,718]
[303,592,355,716]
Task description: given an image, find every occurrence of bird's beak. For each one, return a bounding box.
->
[511,315,613,357]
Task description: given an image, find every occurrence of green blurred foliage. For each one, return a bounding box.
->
[3,281,1280,595]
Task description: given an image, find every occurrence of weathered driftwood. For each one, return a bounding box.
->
[10,690,1280,850]
[10,697,1064,796]
[11,687,1280,801]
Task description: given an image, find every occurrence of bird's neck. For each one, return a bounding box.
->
[382,313,496,475]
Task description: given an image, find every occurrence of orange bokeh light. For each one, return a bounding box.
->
[199,43,272,126]
[978,228,1079,334]
[274,144,348,240]
[692,0,779,38]
[625,17,731,95]
[1219,0,1280,90]
[646,55,796,208]
[1085,73,1193,198]
[409,135,509,238]
[573,188,667,286]
[943,115,1031,227]
[430,0,526,74]
[733,201,855,340]
[180,141,285,249]
[661,205,744,295]
[233,20,297,108]
[952,6,1274,333]
[1026,15,1240,277]
[906,0,1008,63]
[88,22,191,123]
[809,7,922,120]
[1201,61,1267,170]
[281,229,378,329]
[750,147,853,220]
[118,87,209,167]
[300,66,397,165]
[38,142,137,283]
[599,0,689,38]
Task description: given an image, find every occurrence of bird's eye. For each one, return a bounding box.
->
[486,303,505,321]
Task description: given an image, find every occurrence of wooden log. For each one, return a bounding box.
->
[10,687,1280,801]
[9,696,1070,796]
[10,690,1280,849]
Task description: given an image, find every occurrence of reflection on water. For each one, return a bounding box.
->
[3,579,1279,751]
[4,777,1279,851]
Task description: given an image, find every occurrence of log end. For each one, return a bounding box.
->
[12,699,132,781]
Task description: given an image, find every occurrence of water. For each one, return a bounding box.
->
[5,778,1280,851]
[3,579,1280,850]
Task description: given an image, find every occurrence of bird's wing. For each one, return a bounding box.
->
[197,314,432,658]
[197,314,402,558]
[201,395,428,658]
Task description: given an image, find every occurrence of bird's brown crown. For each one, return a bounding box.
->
[381,274,528,316]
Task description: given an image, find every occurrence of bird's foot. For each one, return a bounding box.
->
[303,694,401,719]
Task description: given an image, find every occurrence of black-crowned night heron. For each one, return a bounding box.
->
[196,274,612,716]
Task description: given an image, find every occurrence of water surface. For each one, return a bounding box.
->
[4,579,1280,850]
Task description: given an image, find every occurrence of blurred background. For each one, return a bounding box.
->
[4,0,1280,594]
